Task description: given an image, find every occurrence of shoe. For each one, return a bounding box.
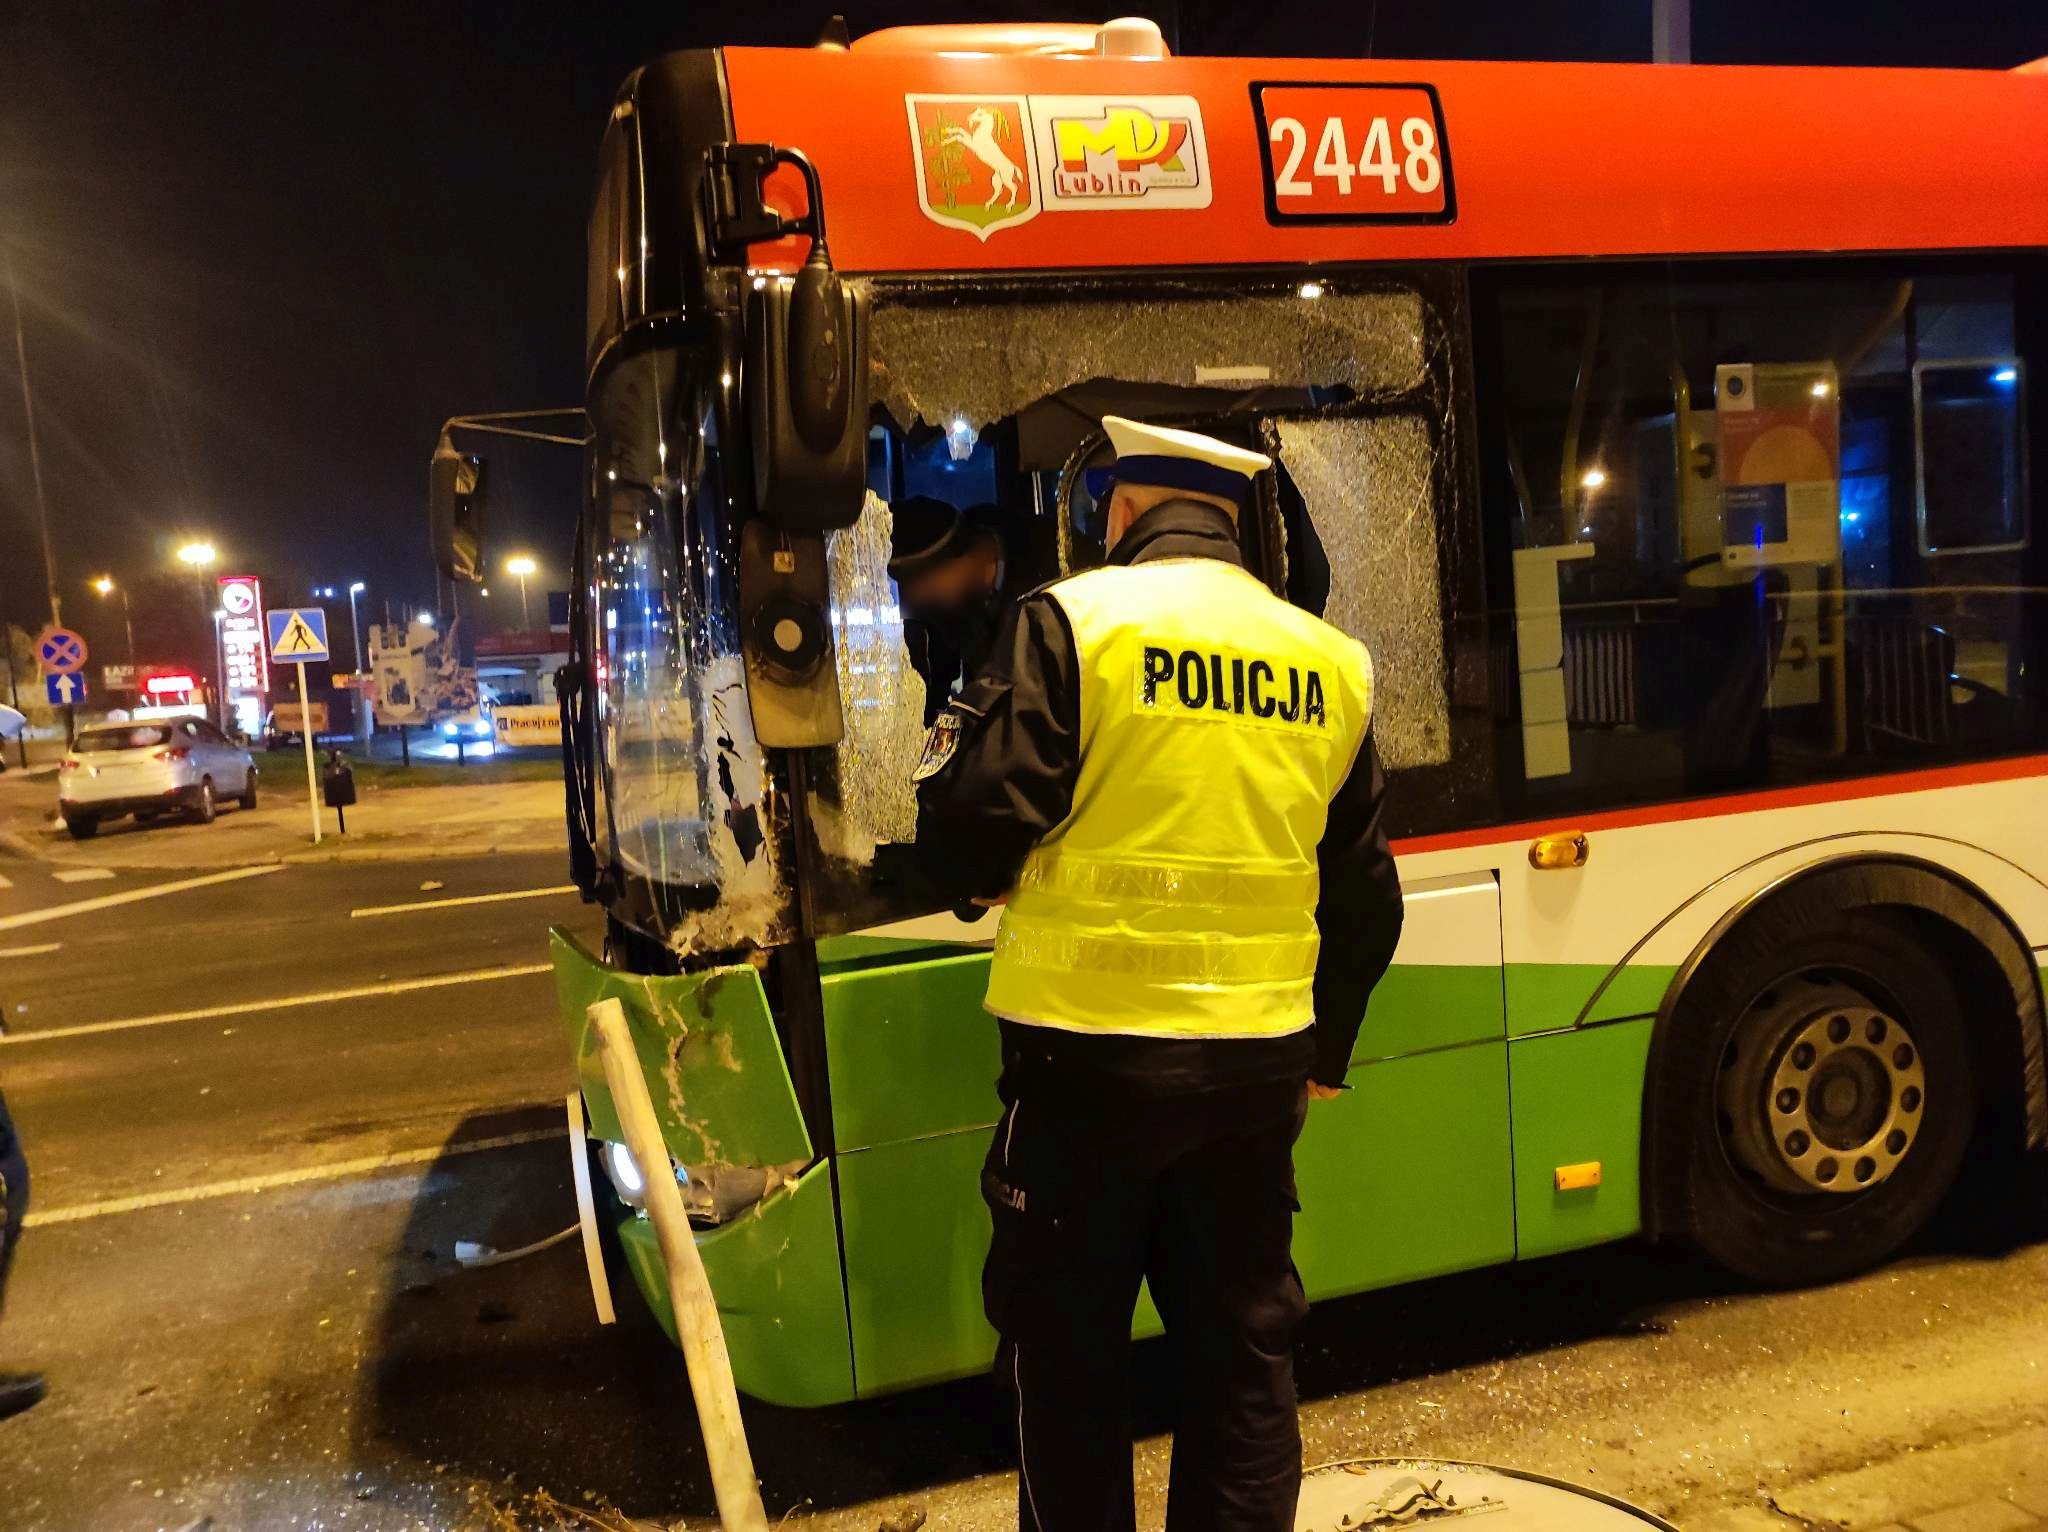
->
[0,1371,45,1419]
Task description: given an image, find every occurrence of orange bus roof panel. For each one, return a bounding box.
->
[722,49,2048,272]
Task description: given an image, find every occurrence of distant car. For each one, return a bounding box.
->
[436,704,495,744]
[262,702,330,750]
[57,718,258,838]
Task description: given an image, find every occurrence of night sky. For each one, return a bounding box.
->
[2,1,2044,678]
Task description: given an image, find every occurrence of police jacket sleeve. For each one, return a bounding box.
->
[911,594,1081,905]
[1311,730,1403,1087]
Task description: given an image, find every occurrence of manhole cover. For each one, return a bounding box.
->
[1297,1458,1678,1530]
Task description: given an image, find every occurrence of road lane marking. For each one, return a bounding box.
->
[22,1127,566,1227]
[0,961,553,1045]
[0,872,11,888]
[0,942,62,959]
[349,883,579,918]
[51,867,116,883]
[0,862,283,933]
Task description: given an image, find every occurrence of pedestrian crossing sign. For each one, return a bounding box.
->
[267,607,331,663]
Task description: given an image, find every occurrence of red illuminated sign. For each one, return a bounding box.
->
[144,673,198,695]
[217,575,269,699]
[1253,83,1453,224]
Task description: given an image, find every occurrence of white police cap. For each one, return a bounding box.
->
[1099,415,1272,509]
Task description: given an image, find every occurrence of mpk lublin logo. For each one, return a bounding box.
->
[1043,101,1205,202]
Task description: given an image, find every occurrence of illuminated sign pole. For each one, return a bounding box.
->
[216,575,270,738]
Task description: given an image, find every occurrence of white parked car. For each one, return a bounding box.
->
[57,718,258,839]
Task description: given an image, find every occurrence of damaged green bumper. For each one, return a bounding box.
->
[551,929,855,1407]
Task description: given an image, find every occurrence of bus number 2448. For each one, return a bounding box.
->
[1259,85,1449,219]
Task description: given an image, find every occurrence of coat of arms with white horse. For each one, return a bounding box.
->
[906,95,1040,239]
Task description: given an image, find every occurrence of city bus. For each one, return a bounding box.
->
[438,22,2048,1407]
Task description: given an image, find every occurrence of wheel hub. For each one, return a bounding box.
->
[1718,982,1926,1196]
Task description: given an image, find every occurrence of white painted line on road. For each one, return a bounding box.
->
[0,961,553,1046]
[0,872,12,888]
[349,883,578,918]
[0,862,284,933]
[22,1126,566,1227]
[0,942,62,960]
[51,867,116,883]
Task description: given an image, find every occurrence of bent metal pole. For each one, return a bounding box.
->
[589,997,770,1532]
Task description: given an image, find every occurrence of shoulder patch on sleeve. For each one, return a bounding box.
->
[912,709,965,783]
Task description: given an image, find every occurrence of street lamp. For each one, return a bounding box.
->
[175,541,223,725]
[212,608,228,731]
[90,575,136,666]
[505,554,537,629]
[342,581,368,747]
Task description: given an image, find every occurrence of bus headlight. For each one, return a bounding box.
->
[603,1139,648,1207]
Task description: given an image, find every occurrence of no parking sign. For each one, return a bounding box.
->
[35,626,87,675]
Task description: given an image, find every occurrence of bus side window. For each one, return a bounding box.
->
[1915,359,2029,557]
[1482,265,2045,819]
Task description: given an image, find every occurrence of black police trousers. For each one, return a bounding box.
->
[981,1059,1310,1532]
[0,1088,28,1317]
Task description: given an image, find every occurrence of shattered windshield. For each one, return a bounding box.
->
[796,276,1463,939]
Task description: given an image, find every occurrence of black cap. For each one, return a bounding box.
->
[887,496,969,580]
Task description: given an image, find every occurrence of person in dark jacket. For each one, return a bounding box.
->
[889,496,1043,725]
[0,1089,43,1418]
[913,416,1403,1532]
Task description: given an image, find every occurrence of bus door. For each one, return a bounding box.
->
[1292,869,1514,1296]
[1252,398,1517,1296]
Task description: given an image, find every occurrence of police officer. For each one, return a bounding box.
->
[914,417,1404,1532]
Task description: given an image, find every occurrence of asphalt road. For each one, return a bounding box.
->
[2,847,2046,1531]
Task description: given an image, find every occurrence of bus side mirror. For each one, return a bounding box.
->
[747,257,869,532]
[429,433,488,582]
[739,265,866,747]
[702,141,869,534]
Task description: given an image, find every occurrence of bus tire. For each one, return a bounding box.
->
[1664,907,1976,1286]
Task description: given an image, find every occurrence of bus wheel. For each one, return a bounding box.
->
[1670,912,1976,1286]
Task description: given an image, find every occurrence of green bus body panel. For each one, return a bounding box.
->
[614,1160,855,1407]
[832,1038,1518,1395]
[552,928,811,1170]
[1350,963,1505,1059]
[816,933,957,970]
[837,1130,991,1395]
[1505,961,1676,1036]
[564,929,1676,1404]
[1507,1019,1657,1258]
[1296,1043,1517,1294]
[822,951,1002,1151]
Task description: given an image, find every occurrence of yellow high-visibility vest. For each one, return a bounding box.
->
[984,557,1374,1039]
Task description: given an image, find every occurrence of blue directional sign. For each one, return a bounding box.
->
[45,671,86,705]
[36,626,87,675]
[267,607,331,663]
